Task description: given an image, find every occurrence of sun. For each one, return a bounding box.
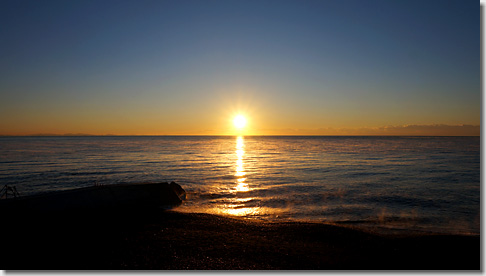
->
[233,115,247,129]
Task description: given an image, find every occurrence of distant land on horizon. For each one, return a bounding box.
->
[0,124,480,137]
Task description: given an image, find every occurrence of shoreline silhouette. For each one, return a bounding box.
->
[2,183,479,270]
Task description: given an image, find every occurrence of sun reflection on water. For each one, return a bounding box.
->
[179,136,266,218]
[234,136,249,192]
[222,207,259,216]
[218,136,258,216]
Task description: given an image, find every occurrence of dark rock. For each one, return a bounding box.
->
[0,182,185,216]
[170,181,186,200]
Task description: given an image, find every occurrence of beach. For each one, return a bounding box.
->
[3,208,479,270]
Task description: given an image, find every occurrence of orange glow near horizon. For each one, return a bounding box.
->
[0,106,480,136]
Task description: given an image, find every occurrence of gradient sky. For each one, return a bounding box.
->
[0,0,479,135]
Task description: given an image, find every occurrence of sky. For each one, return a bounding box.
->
[0,0,479,136]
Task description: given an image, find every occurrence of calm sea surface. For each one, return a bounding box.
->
[0,136,480,234]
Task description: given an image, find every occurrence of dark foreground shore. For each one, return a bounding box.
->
[2,207,479,270]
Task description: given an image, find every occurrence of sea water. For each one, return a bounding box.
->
[0,136,479,234]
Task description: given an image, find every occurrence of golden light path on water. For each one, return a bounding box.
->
[179,136,273,218]
[235,136,248,192]
[220,136,260,217]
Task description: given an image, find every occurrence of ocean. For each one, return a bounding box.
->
[0,136,480,235]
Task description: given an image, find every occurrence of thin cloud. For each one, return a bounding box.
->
[255,124,480,136]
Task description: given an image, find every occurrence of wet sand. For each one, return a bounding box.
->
[2,208,479,270]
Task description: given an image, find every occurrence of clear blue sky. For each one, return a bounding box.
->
[0,0,479,135]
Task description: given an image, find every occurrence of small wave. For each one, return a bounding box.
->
[359,194,446,209]
[348,171,390,177]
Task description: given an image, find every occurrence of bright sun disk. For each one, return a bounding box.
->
[233,115,247,129]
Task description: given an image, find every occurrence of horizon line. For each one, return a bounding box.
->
[0,134,480,137]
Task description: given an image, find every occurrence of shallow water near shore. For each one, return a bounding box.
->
[0,136,479,235]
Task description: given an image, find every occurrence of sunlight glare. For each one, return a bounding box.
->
[233,115,247,129]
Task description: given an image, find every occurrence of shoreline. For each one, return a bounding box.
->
[176,208,480,237]
[3,209,479,270]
